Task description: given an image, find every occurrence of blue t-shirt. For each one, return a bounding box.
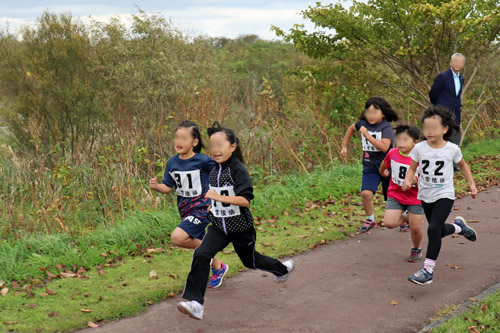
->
[355,119,394,170]
[162,153,215,219]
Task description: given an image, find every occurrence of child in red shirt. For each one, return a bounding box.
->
[379,125,424,262]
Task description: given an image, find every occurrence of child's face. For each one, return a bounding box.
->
[395,132,416,154]
[174,128,198,155]
[422,115,448,143]
[364,105,384,125]
[209,132,236,164]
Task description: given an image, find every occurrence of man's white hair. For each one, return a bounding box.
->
[451,53,465,61]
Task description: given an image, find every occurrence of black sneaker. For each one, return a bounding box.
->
[453,216,477,242]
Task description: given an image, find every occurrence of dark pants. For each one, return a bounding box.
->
[182,225,288,304]
[422,199,456,261]
[449,131,462,171]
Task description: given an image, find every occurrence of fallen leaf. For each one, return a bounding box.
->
[480,302,488,313]
[149,270,159,279]
[297,235,307,239]
[468,219,479,223]
[468,326,480,333]
[87,321,100,328]
[317,227,324,233]
[48,311,58,317]
[167,292,175,298]
[469,297,479,302]
[46,271,58,279]
[145,300,153,305]
[59,272,76,278]
[39,293,49,298]
[1,287,8,297]
[81,309,93,313]
[390,300,399,306]
[46,288,56,295]
[147,248,165,254]
[2,321,18,325]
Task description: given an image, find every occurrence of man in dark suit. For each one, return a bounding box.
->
[428,53,465,147]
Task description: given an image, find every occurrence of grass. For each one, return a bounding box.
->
[432,290,500,332]
[0,138,499,332]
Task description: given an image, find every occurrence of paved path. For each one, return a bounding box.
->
[85,188,500,332]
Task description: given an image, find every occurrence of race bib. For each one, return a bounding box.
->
[419,158,452,188]
[209,185,241,218]
[362,131,382,152]
[170,170,202,197]
[390,161,408,187]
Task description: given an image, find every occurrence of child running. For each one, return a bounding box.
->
[379,125,424,262]
[177,121,294,320]
[403,106,477,285]
[149,120,229,289]
[341,97,399,233]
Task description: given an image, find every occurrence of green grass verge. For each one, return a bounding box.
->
[0,138,499,332]
[432,288,500,332]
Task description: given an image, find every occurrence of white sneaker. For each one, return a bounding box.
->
[273,260,295,283]
[177,300,204,320]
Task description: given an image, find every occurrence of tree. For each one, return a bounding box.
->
[272,0,500,142]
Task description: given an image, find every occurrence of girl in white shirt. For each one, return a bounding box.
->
[402,105,477,285]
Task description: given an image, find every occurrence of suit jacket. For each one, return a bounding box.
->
[428,68,464,124]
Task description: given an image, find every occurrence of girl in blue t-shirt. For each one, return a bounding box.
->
[149,120,228,289]
[340,97,399,233]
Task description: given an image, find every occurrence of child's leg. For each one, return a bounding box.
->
[182,226,230,305]
[408,213,423,249]
[422,199,455,262]
[172,221,223,270]
[171,227,201,248]
[230,228,288,277]
[382,209,404,229]
[361,190,374,217]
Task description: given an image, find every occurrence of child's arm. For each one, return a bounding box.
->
[379,161,390,177]
[205,190,250,208]
[149,177,173,194]
[457,158,478,198]
[402,160,418,191]
[359,126,391,152]
[341,124,357,157]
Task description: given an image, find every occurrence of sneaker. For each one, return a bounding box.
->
[407,248,422,262]
[177,300,204,320]
[208,262,229,289]
[453,216,477,242]
[273,260,295,283]
[408,268,433,285]
[400,220,410,232]
[359,219,377,233]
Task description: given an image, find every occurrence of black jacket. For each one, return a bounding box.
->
[429,68,464,124]
[207,155,255,234]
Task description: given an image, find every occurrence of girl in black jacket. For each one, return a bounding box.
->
[177,122,295,320]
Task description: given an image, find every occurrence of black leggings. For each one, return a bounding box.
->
[182,225,288,304]
[422,198,456,261]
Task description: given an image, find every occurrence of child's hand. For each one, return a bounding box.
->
[412,174,419,185]
[381,169,390,178]
[469,184,478,199]
[402,179,412,191]
[149,177,159,190]
[341,146,348,157]
[359,126,368,136]
[205,189,220,201]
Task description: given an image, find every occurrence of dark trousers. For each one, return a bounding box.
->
[182,225,288,304]
[449,131,462,171]
[422,199,456,261]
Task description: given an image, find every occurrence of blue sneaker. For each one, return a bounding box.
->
[208,262,229,289]
[453,216,477,242]
[408,268,433,285]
